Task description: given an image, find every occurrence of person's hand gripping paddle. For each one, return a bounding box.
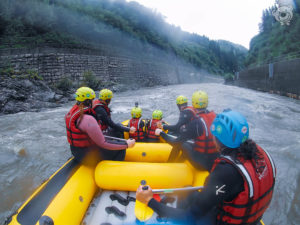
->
[135,185,161,222]
[135,185,204,222]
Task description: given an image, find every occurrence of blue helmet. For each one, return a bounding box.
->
[211,110,249,148]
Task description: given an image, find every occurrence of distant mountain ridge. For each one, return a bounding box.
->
[218,40,248,53]
[0,0,247,74]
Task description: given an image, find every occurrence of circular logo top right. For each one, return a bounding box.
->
[272,0,294,25]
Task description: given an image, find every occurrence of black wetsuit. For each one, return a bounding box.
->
[148,161,246,225]
[161,113,219,170]
[163,108,195,133]
[94,105,130,136]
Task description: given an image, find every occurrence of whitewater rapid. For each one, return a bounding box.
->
[1,83,300,225]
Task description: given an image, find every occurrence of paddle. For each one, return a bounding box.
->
[135,199,154,222]
[135,186,204,222]
[152,186,204,194]
[135,186,157,222]
[135,186,266,224]
[104,135,127,142]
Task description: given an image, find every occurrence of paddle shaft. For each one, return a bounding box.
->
[140,186,265,225]
[152,186,204,194]
[104,135,127,142]
[136,186,203,222]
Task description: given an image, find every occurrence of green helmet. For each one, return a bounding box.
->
[131,107,142,119]
[75,87,96,102]
[152,110,163,120]
[99,89,113,101]
[176,95,188,105]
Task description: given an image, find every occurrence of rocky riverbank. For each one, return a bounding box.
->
[0,77,74,115]
[0,76,153,115]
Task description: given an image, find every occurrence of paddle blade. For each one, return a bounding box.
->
[134,200,154,222]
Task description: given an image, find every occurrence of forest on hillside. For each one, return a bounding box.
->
[0,0,247,75]
[246,0,300,67]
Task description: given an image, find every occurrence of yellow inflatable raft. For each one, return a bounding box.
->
[6,125,265,225]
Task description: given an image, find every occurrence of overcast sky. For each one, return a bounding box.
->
[127,0,276,49]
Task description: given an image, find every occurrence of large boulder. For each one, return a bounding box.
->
[0,77,72,115]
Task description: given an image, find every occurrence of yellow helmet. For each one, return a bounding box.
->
[176,95,188,105]
[131,107,142,119]
[152,110,163,120]
[75,87,96,102]
[99,89,113,101]
[192,91,208,109]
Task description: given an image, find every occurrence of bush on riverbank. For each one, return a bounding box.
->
[224,73,235,84]
[0,67,43,81]
[81,71,102,90]
[56,76,74,92]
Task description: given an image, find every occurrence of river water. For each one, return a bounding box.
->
[0,82,300,225]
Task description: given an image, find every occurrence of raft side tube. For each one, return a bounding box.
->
[184,161,210,187]
[95,161,194,191]
[8,158,79,225]
[38,164,98,225]
[125,143,172,162]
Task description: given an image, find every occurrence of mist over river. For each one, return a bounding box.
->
[1,83,300,225]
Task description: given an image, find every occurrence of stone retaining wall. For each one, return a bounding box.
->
[0,47,201,87]
[235,58,300,99]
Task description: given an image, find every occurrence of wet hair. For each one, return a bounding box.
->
[221,139,263,169]
[76,99,93,124]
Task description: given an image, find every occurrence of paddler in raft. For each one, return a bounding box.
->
[137,110,276,225]
[145,110,165,143]
[156,91,219,171]
[65,87,135,163]
[92,88,136,138]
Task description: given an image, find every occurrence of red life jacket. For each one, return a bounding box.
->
[182,107,217,154]
[92,99,111,131]
[129,118,145,141]
[194,111,218,154]
[211,145,276,225]
[147,119,161,139]
[65,104,94,147]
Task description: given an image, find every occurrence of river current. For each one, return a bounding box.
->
[0,82,300,225]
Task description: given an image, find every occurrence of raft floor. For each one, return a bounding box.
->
[82,190,177,225]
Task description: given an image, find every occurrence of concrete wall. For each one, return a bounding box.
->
[235,58,300,98]
[0,47,202,87]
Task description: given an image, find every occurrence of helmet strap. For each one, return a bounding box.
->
[177,103,187,111]
[196,108,208,113]
[83,99,93,108]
